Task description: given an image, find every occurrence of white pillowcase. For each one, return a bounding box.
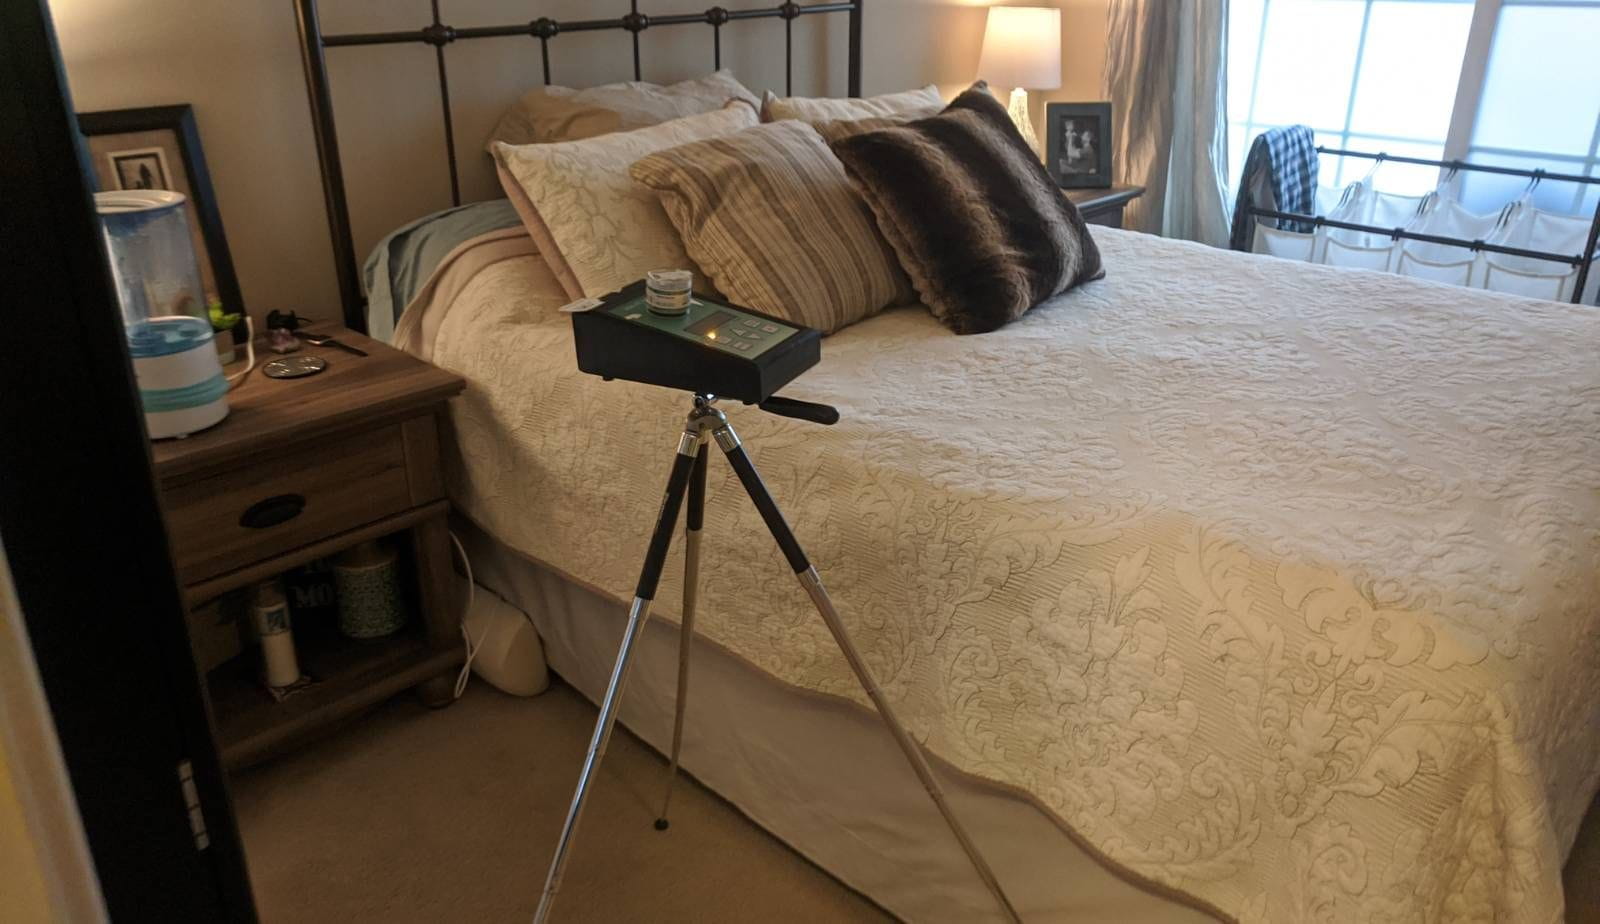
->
[493,103,759,299]
[760,85,943,123]
[486,69,758,148]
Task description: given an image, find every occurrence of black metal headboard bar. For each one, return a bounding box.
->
[295,0,864,331]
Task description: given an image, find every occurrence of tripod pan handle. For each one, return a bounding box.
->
[757,395,839,425]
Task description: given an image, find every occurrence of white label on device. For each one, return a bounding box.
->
[559,297,604,314]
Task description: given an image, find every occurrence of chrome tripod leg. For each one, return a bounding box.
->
[794,567,1022,923]
[656,439,708,831]
[533,426,701,924]
[711,421,1024,924]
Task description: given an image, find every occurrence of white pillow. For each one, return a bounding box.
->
[486,70,758,148]
[493,103,760,299]
[761,85,943,123]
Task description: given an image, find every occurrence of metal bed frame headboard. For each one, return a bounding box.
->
[293,0,865,331]
[1245,146,1600,305]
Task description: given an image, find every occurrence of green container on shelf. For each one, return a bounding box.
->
[333,541,407,639]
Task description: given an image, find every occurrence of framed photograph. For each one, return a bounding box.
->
[1045,102,1113,189]
[107,147,172,191]
[78,104,245,328]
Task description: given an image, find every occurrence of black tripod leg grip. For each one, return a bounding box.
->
[720,444,811,575]
[686,443,709,532]
[635,448,697,600]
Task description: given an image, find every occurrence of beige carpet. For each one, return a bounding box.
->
[232,678,1600,923]
[230,680,889,923]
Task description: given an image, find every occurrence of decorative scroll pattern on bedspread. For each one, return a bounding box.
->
[424,230,1600,922]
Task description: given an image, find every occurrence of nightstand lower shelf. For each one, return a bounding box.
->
[211,630,463,770]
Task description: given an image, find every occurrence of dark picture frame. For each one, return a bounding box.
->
[1045,101,1113,189]
[77,104,246,332]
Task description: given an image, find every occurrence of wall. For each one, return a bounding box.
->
[51,0,1106,327]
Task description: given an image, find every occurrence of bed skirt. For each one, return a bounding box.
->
[456,519,1218,923]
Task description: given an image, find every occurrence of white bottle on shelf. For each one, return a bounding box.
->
[250,579,300,688]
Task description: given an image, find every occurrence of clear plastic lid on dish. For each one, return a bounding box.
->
[645,269,694,316]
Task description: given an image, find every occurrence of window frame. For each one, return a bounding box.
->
[1230,0,1478,190]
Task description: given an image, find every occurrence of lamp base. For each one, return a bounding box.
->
[1005,86,1039,155]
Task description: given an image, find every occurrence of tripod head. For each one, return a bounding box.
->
[692,392,839,426]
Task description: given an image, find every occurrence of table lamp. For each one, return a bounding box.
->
[977,5,1061,154]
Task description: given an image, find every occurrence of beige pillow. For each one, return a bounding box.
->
[493,102,760,299]
[486,70,757,149]
[761,85,943,124]
[630,120,912,334]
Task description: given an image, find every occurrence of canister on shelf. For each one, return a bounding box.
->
[333,540,407,639]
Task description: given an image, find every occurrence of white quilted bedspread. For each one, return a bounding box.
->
[420,227,1600,922]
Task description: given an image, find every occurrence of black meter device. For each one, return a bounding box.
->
[570,281,822,404]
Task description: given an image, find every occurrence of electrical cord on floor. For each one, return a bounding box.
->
[448,529,485,700]
[224,316,256,388]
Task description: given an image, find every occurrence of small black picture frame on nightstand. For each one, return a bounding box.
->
[1046,101,1113,189]
[77,104,246,328]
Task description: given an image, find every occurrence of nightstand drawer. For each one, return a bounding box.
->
[163,425,412,584]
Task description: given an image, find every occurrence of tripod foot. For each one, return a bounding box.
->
[653,818,670,831]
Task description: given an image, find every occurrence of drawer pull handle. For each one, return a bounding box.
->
[240,494,306,529]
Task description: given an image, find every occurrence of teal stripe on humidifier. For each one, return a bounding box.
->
[140,373,229,413]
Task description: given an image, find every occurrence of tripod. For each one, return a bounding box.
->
[533,394,1021,923]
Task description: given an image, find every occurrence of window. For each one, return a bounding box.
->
[1228,0,1600,211]
[1458,0,1600,215]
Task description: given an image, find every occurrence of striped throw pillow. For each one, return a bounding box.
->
[630,120,913,333]
[830,86,1104,334]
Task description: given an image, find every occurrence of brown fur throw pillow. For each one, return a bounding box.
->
[829,84,1104,334]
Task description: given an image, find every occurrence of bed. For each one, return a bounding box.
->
[366,211,1600,923]
[299,5,1600,922]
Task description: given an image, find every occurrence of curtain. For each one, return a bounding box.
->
[1104,0,1230,246]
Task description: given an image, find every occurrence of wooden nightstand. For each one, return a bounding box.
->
[151,324,466,769]
[1067,185,1146,228]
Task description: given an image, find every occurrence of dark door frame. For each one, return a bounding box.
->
[0,1,256,919]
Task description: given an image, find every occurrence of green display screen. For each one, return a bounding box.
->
[685,310,733,337]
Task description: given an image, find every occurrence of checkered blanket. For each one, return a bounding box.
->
[1229,125,1318,249]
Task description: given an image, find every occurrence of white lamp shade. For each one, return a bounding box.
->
[977,6,1062,91]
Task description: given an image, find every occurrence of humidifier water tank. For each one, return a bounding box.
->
[96,190,228,439]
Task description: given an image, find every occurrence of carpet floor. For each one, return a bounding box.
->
[232,679,1600,923]
[230,680,889,923]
